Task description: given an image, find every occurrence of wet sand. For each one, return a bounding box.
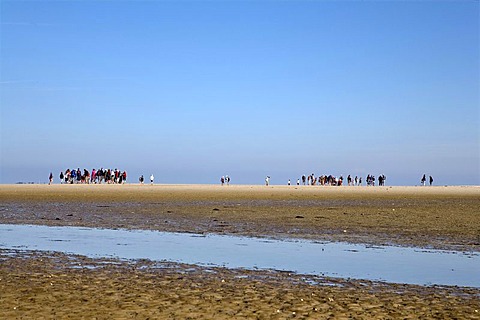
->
[2,250,479,319]
[1,184,479,251]
[1,184,479,318]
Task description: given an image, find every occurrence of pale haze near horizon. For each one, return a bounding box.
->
[1,1,479,186]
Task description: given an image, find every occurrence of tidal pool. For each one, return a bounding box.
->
[0,224,478,287]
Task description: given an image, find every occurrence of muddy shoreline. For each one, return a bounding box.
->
[1,185,479,251]
[1,249,479,319]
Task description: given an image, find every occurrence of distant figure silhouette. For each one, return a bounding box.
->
[429,176,433,186]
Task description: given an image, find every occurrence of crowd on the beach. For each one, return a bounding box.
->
[54,168,128,184]
[277,173,434,187]
[281,174,387,186]
[47,170,433,187]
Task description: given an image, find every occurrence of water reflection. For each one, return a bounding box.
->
[0,224,478,287]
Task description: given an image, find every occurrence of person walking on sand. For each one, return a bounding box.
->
[91,169,96,184]
[49,172,53,185]
[265,176,270,186]
[429,176,433,186]
[150,174,154,185]
[70,169,76,184]
[139,175,144,184]
[76,168,82,184]
[421,174,426,186]
[288,179,291,186]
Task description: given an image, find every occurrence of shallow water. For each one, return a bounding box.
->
[0,224,478,287]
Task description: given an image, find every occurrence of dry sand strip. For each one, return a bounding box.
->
[1,250,479,320]
[1,184,479,251]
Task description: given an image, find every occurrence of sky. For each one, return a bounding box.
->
[0,1,479,185]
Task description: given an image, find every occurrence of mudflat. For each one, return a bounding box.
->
[1,184,479,318]
[1,184,479,251]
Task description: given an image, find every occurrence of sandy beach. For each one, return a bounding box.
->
[1,184,479,318]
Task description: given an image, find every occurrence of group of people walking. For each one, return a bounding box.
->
[138,174,155,185]
[299,174,347,186]
[220,175,231,186]
[292,174,387,187]
[421,174,434,186]
[48,170,435,186]
[365,174,387,186]
[54,168,128,184]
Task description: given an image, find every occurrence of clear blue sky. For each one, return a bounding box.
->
[1,1,479,185]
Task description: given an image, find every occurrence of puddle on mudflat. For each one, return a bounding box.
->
[0,224,478,288]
